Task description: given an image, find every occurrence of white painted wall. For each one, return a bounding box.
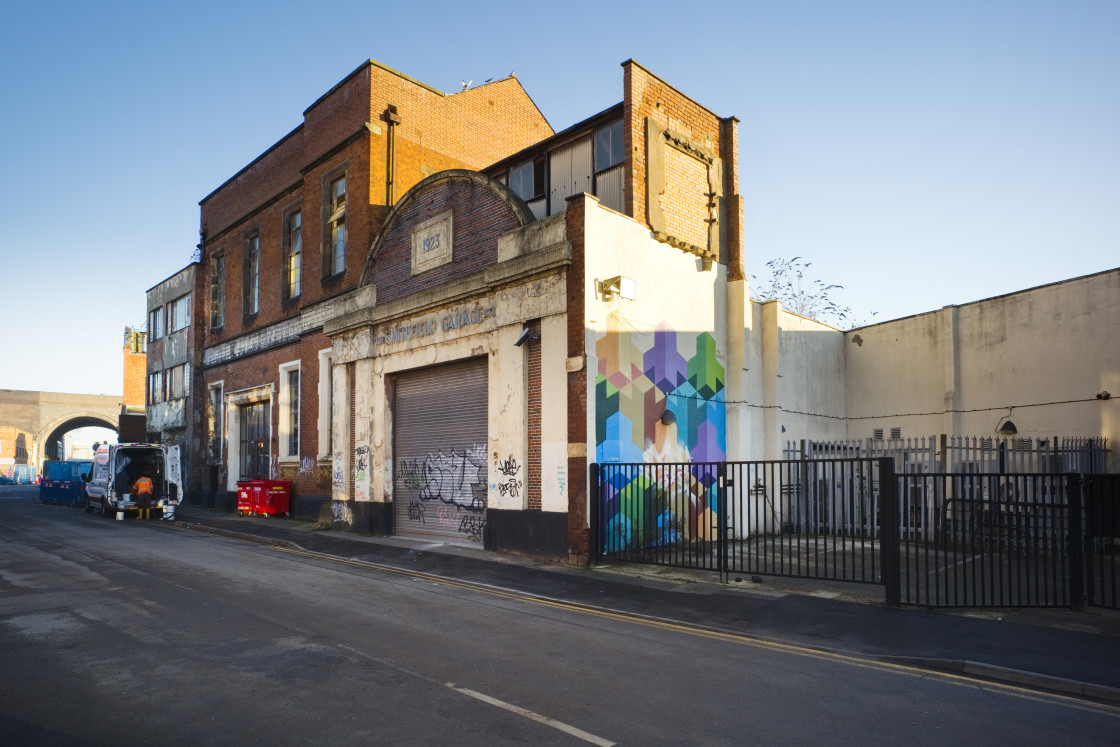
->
[845,269,1120,471]
[756,301,848,459]
[581,193,730,457]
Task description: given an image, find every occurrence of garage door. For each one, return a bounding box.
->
[393,358,488,544]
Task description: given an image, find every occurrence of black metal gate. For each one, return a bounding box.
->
[592,461,1120,611]
[895,473,1078,608]
[592,459,896,589]
[1085,474,1120,610]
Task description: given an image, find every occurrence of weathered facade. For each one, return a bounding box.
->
[179,56,1116,564]
[145,264,203,494]
[193,59,554,521]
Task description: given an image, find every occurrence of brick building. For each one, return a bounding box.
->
[118,327,148,442]
[187,58,742,560]
[145,264,204,493]
[193,59,553,516]
[178,56,1115,564]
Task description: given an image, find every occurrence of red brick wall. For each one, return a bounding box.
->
[623,61,727,235]
[194,61,555,506]
[123,338,146,408]
[662,145,711,249]
[201,62,552,350]
[365,175,523,304]
[0,426,32,462]
[565,195,588,561]
[201,329,334,499]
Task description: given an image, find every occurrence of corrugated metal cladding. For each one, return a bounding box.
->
[549,137,592,215]
[393,358,488,544]
[595,163,625,213]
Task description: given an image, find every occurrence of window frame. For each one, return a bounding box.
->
[148,370,163,405]
[243,231,260,318]
[322,165,348,279]
[169,294,191,332]
[282,205,303,301]
[148,307,164,340]
[238,400,271,481]
[317,348,333,460]
[594,118,625,173]
[207,381,224,464]
[209,252,225,330]
[278,360,301,462]
[167,362,190,400]
[509,155,546,202]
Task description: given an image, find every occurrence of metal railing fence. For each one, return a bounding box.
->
[592,460,1119,611]
[788,436,1107,474]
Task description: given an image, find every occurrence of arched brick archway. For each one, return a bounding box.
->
[37,412,119,459]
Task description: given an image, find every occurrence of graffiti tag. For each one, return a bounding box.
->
[396,445,486,513]
[495,454,522,499]
[458,514,486,542]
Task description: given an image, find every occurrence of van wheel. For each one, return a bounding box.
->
[84,500,94,513]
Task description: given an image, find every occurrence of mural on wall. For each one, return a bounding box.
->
[395,444,487,542]
[595,321,726,551]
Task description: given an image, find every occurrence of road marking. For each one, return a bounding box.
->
[274,545,1120,717]
[339,644,614,745]
[447,684,615,747]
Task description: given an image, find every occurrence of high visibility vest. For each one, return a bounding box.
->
[133,476,154,496]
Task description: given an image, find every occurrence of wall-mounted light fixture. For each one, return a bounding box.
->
[998,420,1018,436]
[514,327,539,347]
[599,275,636,301]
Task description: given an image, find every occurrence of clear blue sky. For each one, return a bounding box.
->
[2,0,1116,397]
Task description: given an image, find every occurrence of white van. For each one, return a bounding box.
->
[83,443,182,519]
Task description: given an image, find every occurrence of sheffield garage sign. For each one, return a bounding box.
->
[377,305,496,346]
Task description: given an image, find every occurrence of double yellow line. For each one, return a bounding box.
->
[271,543,1120,718]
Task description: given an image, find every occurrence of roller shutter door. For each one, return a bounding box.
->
[393,358,488,544]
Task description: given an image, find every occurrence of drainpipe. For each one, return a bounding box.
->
[385,104,401,204]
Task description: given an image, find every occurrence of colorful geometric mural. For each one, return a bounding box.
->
[595,320,726,551]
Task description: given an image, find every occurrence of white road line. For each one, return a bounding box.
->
[447,683,615,747]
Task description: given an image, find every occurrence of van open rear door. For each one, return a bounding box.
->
[167,445,183,505]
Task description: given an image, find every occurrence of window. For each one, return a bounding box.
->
[595,118,625,172]
[509,156,545,201]
[279,361,300,460]
[210,254,225,329]
[207,383,223,462]
[318,348,333,459]
[283,209,302,300]
[149,307,164,340]
[148,371,163,404]
[243,234,260,316]
[324,173,346,277]
[239,401,270,480]
[169,294,191,332]
[167,363,190,399]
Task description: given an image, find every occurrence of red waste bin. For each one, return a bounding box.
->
[253,480,291,516]
[236,481,254,515]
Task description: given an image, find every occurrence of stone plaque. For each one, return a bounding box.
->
[411,209,453,275]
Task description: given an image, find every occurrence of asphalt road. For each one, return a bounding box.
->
[2,485,1118,745]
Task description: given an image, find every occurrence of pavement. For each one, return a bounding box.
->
[167,504,1120,704]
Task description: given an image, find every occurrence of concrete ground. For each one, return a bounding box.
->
[167,504,1120,704]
